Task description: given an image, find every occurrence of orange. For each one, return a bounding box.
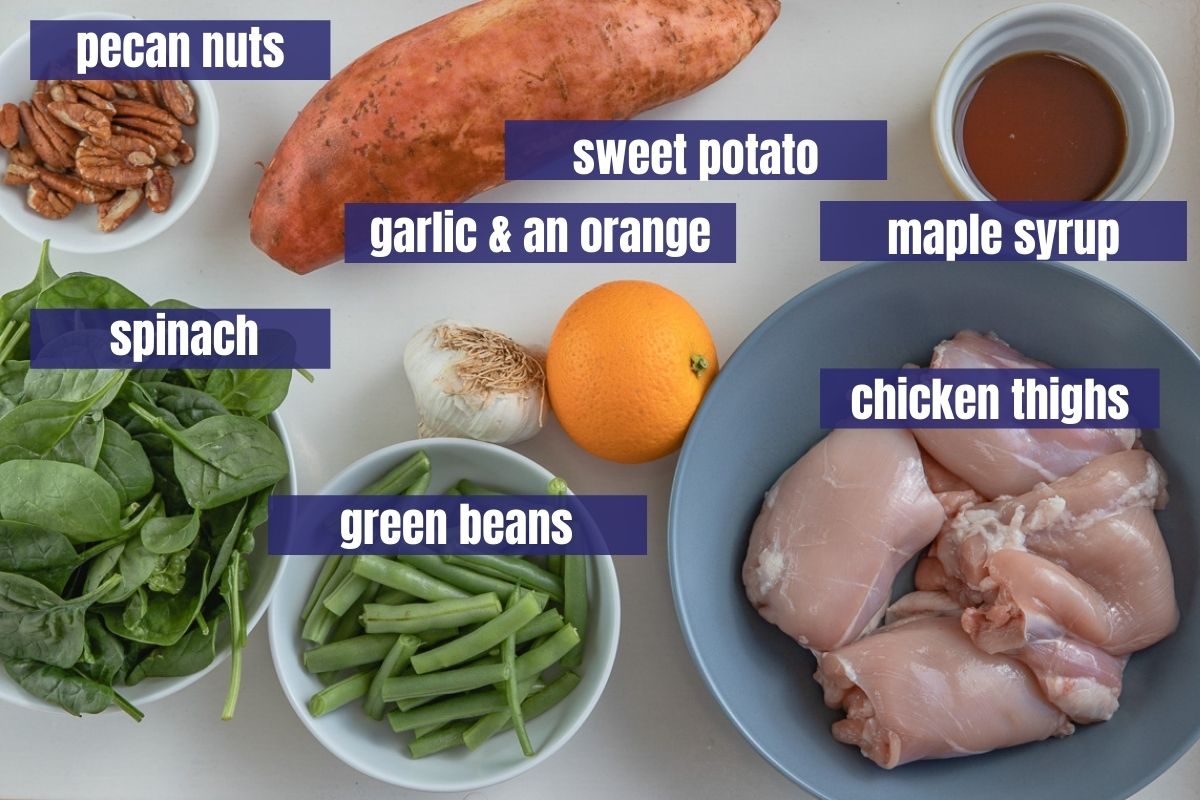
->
[547,280,718,464]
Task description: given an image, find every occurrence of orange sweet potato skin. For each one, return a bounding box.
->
[249,0,781,273]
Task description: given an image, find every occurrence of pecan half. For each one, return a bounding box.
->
[18,101,72,170]
[157,80,196,125]
[75,136,154,188]
[112,99,181,154]
[4,162,38,185]
[48,101,111,143]
[68,80,115,100]
[31,92,82,148]
[49,82,79,103]
[177,139,194,164]
[75,87,116,116]
[112,80,139,99]
[97,187,141,231]
[38,167,114,204]
[144,165,173,213]
[133,80,160,107]
[27,178,75,219]
[9,142,38,167]
[0,103,19,149]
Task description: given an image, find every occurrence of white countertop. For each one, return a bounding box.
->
[1,1,1197,798]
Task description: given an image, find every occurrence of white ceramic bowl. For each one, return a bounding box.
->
[932,3,1173,201]
[0,12,218,253]
[268,438,620,793]
[0,412,297,712]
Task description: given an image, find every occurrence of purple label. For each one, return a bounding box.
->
[504,120,887,181]
[29,309,331,369]
[820,369,1159,429]
[268,495,648,556]
[344,203,735,263]
[29,20,330,79]
[819,201,1187,262]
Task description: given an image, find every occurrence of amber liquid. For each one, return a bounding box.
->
[956,52,1127,202]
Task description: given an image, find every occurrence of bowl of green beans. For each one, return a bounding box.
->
[267,437,620,792]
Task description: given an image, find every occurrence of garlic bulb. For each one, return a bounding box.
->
[403,320,546,444]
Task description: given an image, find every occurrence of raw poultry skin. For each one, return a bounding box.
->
[742,428,945,652]
[934,449,1177,722]
[815,615,1073,768]
[912,331,1136,499]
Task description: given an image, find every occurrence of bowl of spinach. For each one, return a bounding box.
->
[0,241,304,719]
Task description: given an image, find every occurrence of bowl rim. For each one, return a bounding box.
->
[929,2,1174,202]
[0,409,297,713]
[667,259,1200,800]
[0,12,220,254]
[268,437,620,792]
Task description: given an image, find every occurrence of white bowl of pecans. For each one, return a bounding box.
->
[0,12,217,253]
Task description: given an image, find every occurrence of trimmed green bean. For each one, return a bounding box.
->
[351,555,468,602]
[502,591,534,756]
[417,626,460,645]
[388,689,510,733]
[514,624,580,678]
[301,557,355,642]
[454,479,505,495]
[404,472,431,495]
[363,634,420,720]
[308,670,373,717]
[375,587,415,605]
[409,721,472,759]
[361,452,430,496]
[398,555,517,599]
[382,660,509,701]
[323,573,370,617]
[514,609,565,646]
[395,694,437,712]
[446,555,563,601]
[414,720,446,738]
[361,593,501,634]
[303,634,395,674]
[546,554,563,575]
[328,583,378,644]
[561,555,587,669]
[410,590,543,674]
[462,672,581,750]
[301,555,341,621]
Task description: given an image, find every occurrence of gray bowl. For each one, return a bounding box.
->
[668,260,1200,800]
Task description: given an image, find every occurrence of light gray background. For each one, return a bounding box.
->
[1,1,1197,798]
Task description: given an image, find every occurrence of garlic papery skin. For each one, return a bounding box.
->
[403,320,546,445]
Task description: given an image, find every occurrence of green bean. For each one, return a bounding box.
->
[561,555,587,669]
[414,720,446,738]
[409,721,472,759]
[410,590,543,674]
[363,634,420,720]
[361,451,431,496]
[445,555,563,601]
[328,582,378,644]
[382,660,508,702]
[351,555,468,602]
[404,472,431,495]
[416,626,460,645]
[301,555,341,621]
[514,624,580,677]
[398,555,517,599]
[514,609,565,646]
[462,672,581,750]
[323,572,370,617]
[388,688,510,733]
[546,554,563,575]
[361,593,501,634]
[454,479,506,495]
[502,591,534,756]
[302,634,396,674]
[395,694,437,712]
[301,557,355,642]
[308,670,372,717]
[374,587,415,605]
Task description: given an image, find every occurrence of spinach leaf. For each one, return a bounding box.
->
[77,617,125,684]
[125,620,217,684]
[203,500,247,599]
[205,369,292,419]
[3,659,114,716]
[0,521,77,576]
[103,537,162,603]
[0,460,123,543]
[142,382,229,427]
[101,550,209,647]
[0,360,28,415]
[95,419,154,507]
[0,401,104,468]
[0,573,120,667]
[83,544,123,595]
[0,570,62,610]
[129,404,288,511]
[34,273,148,312]
[0,241,60,359]
[23,368,129,406]
[141,510,201,555]
[146,550,188,594]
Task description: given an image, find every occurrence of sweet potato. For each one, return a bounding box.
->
[249,0,780,273]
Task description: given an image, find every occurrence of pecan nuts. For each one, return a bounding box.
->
[27,178,76,220]
[97,187,142,231]
[48,101,111,143]
[0,103,18,149]
[145,166,173,213]
[157,80,197,126]
[75,136,155,188]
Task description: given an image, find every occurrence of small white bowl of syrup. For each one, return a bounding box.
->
[932,3,1173,202]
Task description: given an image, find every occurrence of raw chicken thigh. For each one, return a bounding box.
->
[742,428,945,652]
[912,331,1136,499]
[814,615,1072,768]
